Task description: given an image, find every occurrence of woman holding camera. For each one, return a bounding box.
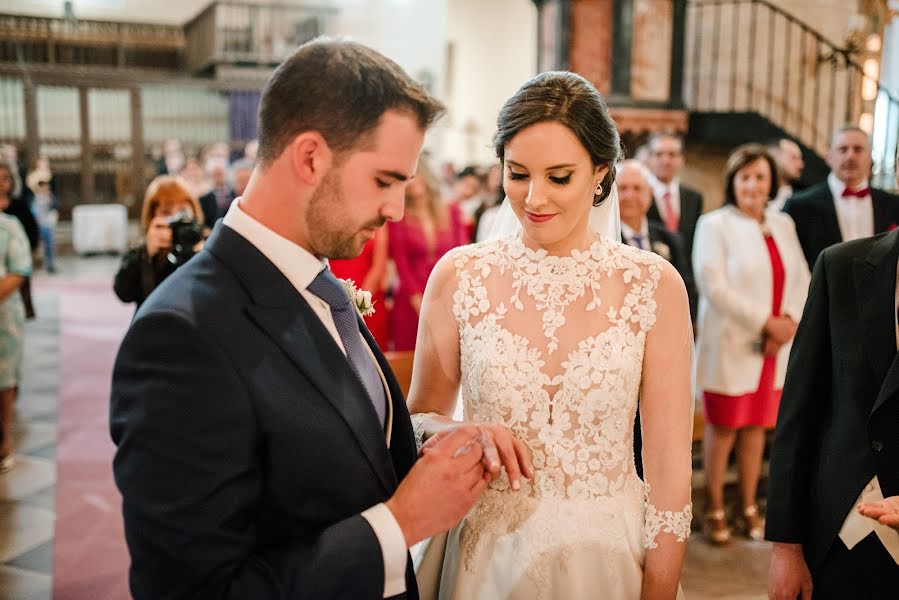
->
[693,144,810,544]
[114,176,205,309]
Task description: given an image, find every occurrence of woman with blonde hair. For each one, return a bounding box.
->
[114,176,204,309]
[388,162,467,351]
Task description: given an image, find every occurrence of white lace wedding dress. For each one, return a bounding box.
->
[414,234,693,600]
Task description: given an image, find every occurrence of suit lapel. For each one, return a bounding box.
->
[205,225,398,492]
[852,231,899,415]
[359,322,417,478]
[813,187,844,243]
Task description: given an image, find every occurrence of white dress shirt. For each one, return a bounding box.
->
[770,184,793,212]
[828,173,874,242]
[223,200,409,596]
[836,257,899,564]
[648,174,681,223]
[621,218,650,250]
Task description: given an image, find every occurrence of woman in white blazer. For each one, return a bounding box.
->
[693,144,810,544]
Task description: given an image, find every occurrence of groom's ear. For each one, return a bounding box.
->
[288,131,334,186]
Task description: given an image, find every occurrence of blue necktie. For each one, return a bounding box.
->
[307,268,387,426]
[632,233,645,250]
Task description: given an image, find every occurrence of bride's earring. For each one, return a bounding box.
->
[593,181,605,207]
[595,182,603,196]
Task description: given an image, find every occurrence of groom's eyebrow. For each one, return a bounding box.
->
[377,169,411,182]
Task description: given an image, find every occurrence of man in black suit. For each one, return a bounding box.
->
[766,229,899,599]
[617,160,697,479]
[111,39,494,600]
[644,132,704,262]
[198,162,233,228]
[783,125,899,270]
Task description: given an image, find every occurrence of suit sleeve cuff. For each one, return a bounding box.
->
[362,503,408,598]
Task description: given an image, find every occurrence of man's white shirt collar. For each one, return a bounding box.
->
[222,198,326,293]
[647,174,678,200]
[621,218,649,244]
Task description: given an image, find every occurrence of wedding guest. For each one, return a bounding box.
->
[329,229,390,350]
[155,138,185,176]
[0,162,32,471]
[389,163,466,351]
[784,125,899,269]
[767,138,805,211]
[618,159,697,320]
[693,144,810,544]
[448,165,482,240]
[472,164,503,242]
[113,176,205,309]
[0,156,38,318]
[231,159,253,199]
[26,168,58,273]
[645,132,703,260]
[767,220,899,599]
[198,163,232,228]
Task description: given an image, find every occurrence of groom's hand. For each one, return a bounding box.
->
[422,424,534,491]
[768,542,812,600]
[387,426,489,547]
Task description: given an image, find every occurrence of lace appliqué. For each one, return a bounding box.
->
[506,240,604,354]
[409,412,431,453]
[643,483,692,549]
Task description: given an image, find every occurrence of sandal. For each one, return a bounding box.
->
[705,508,731,544]
[741,504,765,541]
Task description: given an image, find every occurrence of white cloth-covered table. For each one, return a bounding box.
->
[72,204,129,254]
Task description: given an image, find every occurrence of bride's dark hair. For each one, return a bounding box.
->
[494,71,621,206]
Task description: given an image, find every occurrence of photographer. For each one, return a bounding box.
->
[114,176,206,309]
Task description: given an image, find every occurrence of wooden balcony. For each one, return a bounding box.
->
[0,12,185,70]
[183,1,337,74]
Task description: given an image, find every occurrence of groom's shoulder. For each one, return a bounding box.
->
[135,250,245,328]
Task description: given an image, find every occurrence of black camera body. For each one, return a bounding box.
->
[166,213,205,267]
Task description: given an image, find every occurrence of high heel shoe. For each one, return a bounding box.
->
[741,504,765,541]
[704,509,731,544]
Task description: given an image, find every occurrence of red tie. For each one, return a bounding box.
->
[662,191,679,232]
[842,187,870,199]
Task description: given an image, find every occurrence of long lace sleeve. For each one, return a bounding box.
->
[640,261,694,555]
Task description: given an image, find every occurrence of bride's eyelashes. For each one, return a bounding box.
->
[507,171,572,185]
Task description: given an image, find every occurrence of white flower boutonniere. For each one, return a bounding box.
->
[651,241,671,261]
[340,278,376,317]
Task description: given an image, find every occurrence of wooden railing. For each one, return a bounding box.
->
[0,12,184,69]
[685,0,898,188]
[183,1,336,73]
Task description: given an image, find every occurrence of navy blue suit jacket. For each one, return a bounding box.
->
[110,224,419,599]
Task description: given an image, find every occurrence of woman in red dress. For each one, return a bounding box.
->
[693,144,811,544]
[388,163,467,351]
[329,229,389,351]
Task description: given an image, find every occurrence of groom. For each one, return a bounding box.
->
[111,39,489,599]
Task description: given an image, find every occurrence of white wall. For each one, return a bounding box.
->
[443,0,537,167]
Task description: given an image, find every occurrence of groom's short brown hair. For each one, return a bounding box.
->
[257,37,444,166]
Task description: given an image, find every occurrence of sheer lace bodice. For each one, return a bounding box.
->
[453,235,658,502]
[411,235,693,599]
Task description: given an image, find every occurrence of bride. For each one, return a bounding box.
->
[408,71,693,599]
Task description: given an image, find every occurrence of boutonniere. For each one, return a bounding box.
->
[651,241,671,261]
[340,278,376,317]
[888,223,898,232]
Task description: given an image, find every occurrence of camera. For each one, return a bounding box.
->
[166,211,205,267]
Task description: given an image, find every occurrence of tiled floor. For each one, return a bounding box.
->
[0,254,773,599]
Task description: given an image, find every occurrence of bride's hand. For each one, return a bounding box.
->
[422,423,534,491]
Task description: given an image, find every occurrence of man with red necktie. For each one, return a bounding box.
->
[645,132,704,262]
[784,125,899,269]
